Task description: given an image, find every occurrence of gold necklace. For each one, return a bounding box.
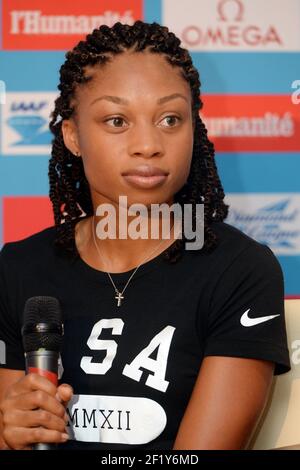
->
[91,215,175,307]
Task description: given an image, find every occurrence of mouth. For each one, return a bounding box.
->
[121,165,169,189]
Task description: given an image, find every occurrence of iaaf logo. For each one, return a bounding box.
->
[2,0,142,50]
[1,92,57,155]
[163,0,300,51]
[225,195,300,255]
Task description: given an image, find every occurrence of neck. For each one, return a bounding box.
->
[75,212,180,274]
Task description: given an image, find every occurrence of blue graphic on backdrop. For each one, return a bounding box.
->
[226,196,300,255]
[8,115,51,146]
[1,92,56,155]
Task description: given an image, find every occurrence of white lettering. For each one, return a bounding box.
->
[291,339,300,365]
[203,112,295,138]
[80,318,124,375]
[291,80,300,105]
[9,10,135,35]
[122,326,176,392]
[10,10,26,34]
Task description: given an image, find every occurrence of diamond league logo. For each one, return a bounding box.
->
[225,195,300,255]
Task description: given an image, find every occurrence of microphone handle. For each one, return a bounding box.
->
[34,443,57,450]
[25,350,60,451]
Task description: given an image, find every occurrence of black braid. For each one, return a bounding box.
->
[48,20,229,262]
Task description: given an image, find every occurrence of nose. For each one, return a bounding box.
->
[128,121,164,158]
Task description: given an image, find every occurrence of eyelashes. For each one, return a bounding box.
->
[160,115,182,127]
[103,115,183,129]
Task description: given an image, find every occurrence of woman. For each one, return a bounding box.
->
[0,20,290,450]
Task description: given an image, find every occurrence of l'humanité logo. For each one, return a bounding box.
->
[225,194,300,255]
[200,95,300,152]
[2,0,142,50]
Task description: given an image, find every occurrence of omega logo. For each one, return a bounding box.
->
[182,0,282,48]
[217,0,244,22]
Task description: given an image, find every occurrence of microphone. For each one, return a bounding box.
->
[21,296,64,450]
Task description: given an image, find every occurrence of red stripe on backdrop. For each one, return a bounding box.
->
[2,0,143,51]
[201,95,300,152]
[3,196,54,243]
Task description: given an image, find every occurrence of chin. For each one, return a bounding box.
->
[124,192,172,208]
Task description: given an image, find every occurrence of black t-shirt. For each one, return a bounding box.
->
[0,218,290,449]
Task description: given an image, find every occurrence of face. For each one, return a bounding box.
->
[62,49,194,211]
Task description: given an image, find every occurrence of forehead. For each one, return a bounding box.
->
[74,50,191,104]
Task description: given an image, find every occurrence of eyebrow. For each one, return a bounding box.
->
[90,93,188,106]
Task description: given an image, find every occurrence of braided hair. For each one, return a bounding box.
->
[49,20,229,263]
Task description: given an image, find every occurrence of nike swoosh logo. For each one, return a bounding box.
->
[240,309,280,327]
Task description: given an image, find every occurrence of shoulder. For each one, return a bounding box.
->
[201,223,284,312]
[210,220,265,254]
[183,221,283,289]
[0,225,57,270]
[208,221,281,274]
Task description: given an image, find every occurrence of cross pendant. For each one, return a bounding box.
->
[115,292,124,307]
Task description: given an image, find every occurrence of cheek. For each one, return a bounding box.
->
[79,123,126,168]
[78,146,118,192]
[169,130,194,180]
[78,124,109,158]
[78,126,121,177]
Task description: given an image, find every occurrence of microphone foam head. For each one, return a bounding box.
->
[22,296,63,353]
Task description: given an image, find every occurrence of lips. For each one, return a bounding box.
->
[122,165,169,189]
[122,165,169,177]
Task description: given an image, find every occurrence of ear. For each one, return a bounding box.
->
[61,118,80,156]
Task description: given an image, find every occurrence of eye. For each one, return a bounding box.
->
[159,115,182,127]
[104,117,127,128]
